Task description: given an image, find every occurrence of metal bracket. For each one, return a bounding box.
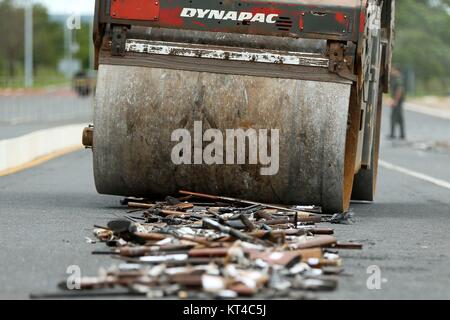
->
[82,125,94,149]
[111,26,128,57]
[110,0,160,21]
[327,42,357,82]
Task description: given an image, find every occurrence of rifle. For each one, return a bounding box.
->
[179,190,299,213]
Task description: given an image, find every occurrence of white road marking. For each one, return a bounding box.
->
[405,103,450,120]
[379,160,450,190]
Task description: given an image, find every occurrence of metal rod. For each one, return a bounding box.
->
[24,2,33,87]
[179,190,298,213]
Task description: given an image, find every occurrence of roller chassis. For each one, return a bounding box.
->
[87,0,395,212]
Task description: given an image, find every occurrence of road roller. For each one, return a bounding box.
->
[83,0,395,213]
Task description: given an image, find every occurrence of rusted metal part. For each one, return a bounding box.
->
[93,0,106,69]
[343,86,361,211]
[250,248,322,266]
[127,202,155,209]
[352,1,385,176]
[127,27,328,53]
[83,195,354,298]
[327,41,357,81]
[42,191,366,299]
[100,50,347,84]
[289,235,337,250]
[98,27,346,83]
[350,4,394,201]
[358,0,382,169]
[93,0,368,78]
[352,79,384,201]
[124,39,330,68]
[380,0,396,93]
[179,190,297,213]
[82,125,94,149]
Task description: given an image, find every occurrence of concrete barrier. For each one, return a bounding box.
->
[0,124,86,176]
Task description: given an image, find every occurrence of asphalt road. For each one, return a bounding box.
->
[0,92,93,139]
[0,106,449,300]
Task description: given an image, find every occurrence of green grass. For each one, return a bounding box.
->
[0,68,71,89]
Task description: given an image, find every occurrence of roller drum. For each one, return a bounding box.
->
[93,64,352,213]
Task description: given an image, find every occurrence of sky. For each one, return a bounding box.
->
[33,0,95,15]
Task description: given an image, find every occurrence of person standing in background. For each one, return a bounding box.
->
[389,66,406,140]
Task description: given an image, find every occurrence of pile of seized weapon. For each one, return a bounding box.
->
[69,191,361,299]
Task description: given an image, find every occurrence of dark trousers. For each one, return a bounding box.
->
[390,103,405,139]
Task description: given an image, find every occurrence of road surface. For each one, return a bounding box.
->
[0,106,449,300]
[0,90,92,139]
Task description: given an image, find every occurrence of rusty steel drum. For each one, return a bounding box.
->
[93,64,353,213]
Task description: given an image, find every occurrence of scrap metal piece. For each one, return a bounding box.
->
[202,218,257,244]
[82,125,94,149]
[111,25,127,56]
